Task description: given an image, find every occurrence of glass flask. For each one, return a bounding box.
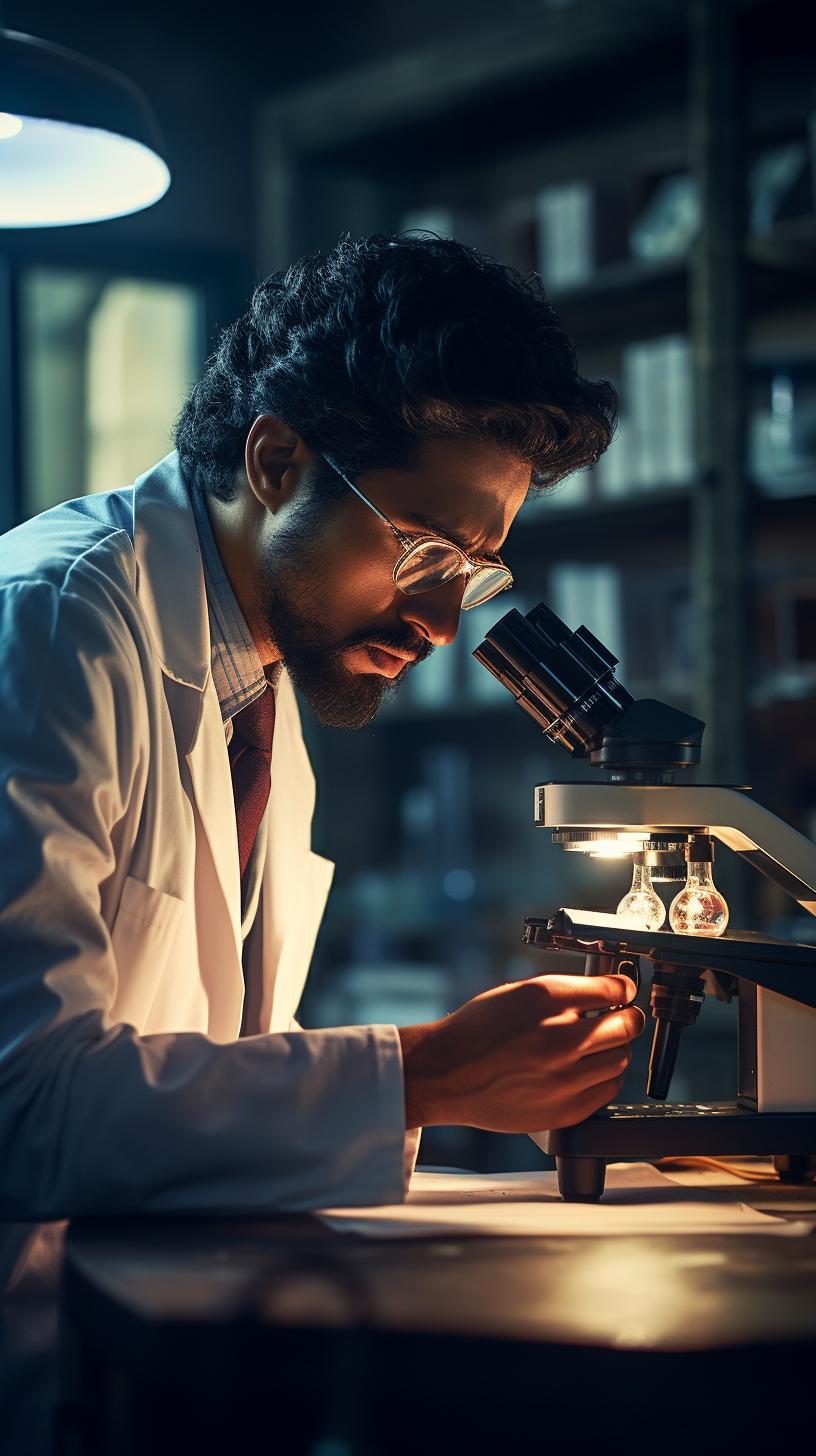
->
[617,854,666,930]
[669,836,729,937]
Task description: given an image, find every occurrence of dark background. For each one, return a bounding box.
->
[2,0,816,1170]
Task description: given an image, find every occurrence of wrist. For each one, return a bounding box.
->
[398,1020,444,1129]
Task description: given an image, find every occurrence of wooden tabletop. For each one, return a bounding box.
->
[64,1176,816,1354]
[59,1177,816,1456]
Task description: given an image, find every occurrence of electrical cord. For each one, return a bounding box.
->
[656,1155,780,1181]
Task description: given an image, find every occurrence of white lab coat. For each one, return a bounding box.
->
[0,455,409,1222]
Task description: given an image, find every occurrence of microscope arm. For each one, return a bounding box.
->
[539,782,816,915]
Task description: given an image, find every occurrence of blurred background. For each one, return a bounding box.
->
[2,0,815,1169]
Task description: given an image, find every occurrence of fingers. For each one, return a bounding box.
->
[413,971,644,1132]
[547,1077,626,1129]
[577,1004,645,1052]
[572,1041,632,1091]
[541,1004,644,1069]
[533,974,638,1013]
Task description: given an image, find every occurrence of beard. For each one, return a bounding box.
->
[257,508,434,729]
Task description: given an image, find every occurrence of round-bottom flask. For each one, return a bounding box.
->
[617,855,666,930]
[669,835,729,937]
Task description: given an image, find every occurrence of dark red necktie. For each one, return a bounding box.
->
[229,687,275,880]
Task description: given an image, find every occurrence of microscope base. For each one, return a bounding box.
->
[532,1102,816,1201]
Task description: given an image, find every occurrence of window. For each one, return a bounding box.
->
[20,270,203,517]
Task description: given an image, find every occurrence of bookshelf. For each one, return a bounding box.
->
[258,0,816,964]
[257,0,814,768]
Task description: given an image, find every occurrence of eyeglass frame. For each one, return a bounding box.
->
[322,454,514,610]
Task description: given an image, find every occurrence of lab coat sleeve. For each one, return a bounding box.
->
[0,569,408,1219]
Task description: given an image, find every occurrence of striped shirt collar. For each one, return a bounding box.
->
[189,484,275,723]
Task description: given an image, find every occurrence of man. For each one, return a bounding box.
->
[0,235,643,1220]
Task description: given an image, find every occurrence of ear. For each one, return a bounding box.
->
[245,414,315,513]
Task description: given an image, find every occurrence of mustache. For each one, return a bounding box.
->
[342,625,435,664]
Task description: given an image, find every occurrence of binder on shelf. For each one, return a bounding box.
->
[596,335,695,497]
[629,174,700,261]
[536,182,594,291]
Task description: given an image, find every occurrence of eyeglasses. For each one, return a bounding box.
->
[323,456,514,610]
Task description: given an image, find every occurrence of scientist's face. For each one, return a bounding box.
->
[218,419,531,728]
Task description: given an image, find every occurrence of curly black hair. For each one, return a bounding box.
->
[176,234,616,502]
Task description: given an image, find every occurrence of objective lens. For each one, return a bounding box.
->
[647,961,707,1100]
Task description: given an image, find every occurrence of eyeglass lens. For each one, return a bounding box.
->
[394,541,512,608]
[460,565,514,608]
[394,540,465,594]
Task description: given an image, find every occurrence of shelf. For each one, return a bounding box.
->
[512,486,692,553]
[545,238,816,347]
[548,258,685,304]
[263,0,694,162]
[747,217,816,274]
[550,260,688,347]
[262,0,773,174]
[512,485,816,550]
[460,487,816,577]
[753,491,816,532]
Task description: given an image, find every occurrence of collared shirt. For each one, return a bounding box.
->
[189,484,278,947]
[189,485,271,732]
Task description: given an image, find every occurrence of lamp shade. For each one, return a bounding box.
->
[0,28,170,226]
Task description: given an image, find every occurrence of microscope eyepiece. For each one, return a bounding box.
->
[473,603,635,759]
[474,602,704,776]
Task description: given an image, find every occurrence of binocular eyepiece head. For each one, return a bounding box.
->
[474,602,704,780]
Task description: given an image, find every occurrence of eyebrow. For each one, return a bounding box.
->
[397,510,502,559]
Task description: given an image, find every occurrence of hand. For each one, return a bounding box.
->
[398,974,644,1132]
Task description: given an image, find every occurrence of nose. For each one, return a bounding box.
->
[399,577,464,647]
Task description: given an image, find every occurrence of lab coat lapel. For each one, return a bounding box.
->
[132,454,244,1018]
[258,674,333,1031]
[130,453,331,1033]
[185,681,243,966]
[131,454,210,697]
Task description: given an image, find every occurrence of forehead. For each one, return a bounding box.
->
[360,437,531,551]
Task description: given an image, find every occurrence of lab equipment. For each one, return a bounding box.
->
[474,602,816,1201]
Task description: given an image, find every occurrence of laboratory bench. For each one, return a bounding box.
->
[57,1178,816,1456]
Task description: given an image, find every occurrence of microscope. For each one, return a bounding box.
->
[475,602,816,1202]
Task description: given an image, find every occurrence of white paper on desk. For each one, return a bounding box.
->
[317,1162,814,1238]
[406,1163,660,1204]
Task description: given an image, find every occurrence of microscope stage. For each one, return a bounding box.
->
[524,914,816,1009]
